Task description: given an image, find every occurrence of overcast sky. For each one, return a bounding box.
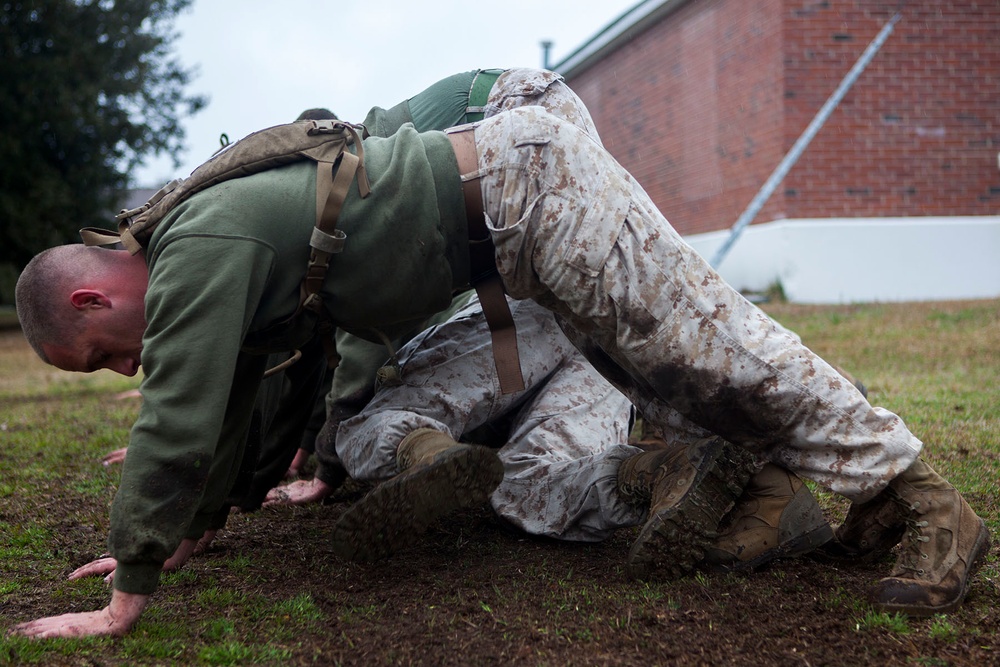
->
[134,0,641,186]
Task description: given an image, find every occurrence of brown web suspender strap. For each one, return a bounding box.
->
[449,127,525,395]
[474,273,525,394]
[298,122,371,369]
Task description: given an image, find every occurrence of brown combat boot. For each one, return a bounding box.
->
[871,458,991,616]
[331,428,504,561]
[619,436,757,579]
[703,463,833,571]
[817,494,908,561]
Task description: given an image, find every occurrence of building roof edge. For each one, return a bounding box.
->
[553,0,694,77]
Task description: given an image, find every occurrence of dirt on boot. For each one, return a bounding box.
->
[621,437,757,580]
[816,493,908,562]
[331,438,504,561]
[872,484,991,616]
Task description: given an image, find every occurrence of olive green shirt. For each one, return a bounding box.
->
[110,126,467,594]
[363,69,492,138]
[312,68,506,481]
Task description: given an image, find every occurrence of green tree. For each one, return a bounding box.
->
[0,0,205,302]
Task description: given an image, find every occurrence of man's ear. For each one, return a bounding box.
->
[69,289,112,311]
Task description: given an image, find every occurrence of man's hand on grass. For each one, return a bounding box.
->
[193,529,218,556]
[69,536,205,584]
[263,477,334,507]
[101,447,128,466]
[10,589,149,638]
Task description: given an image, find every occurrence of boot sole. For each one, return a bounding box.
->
[627,440,757,580]
[875,517,991,617]
[331,445,504,562]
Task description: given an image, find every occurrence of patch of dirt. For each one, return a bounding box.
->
[4,471,999,666]
[2,322,998,666]
[182,500,999,667]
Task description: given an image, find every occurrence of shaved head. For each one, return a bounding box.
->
[15,244,122,362]
[296,108,338,121]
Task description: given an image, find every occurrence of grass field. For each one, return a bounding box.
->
[0,299,997,666]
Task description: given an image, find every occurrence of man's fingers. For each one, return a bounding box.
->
[192,530,217,557]
[69,557,118,580]
[13,618,80,638]
[11,618,55,638]
[102,448,128,466]
[10,610,122,638]
[284,448,311,479]
[262,488,291,506]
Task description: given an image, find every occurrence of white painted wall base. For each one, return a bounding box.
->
[684,217,1000,304]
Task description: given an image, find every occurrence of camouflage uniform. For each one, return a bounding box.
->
[462,106,922,503]
[243,67,604,507]
[482,68,602,147]
[319,69,641,543]
[337,296,644,542]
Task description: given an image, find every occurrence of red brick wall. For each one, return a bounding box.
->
[565,0,1000,235]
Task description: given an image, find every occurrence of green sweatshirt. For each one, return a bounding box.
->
[110,125,467,594]
[306,68,505,482]
[363,69,499,137]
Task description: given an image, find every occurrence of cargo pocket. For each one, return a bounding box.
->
[607,201,691,340]
[561,181,630,277]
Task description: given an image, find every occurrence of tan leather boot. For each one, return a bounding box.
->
[331,428,504,561]
[872,459,991,616]
[703,463,833,571]
[619,436,757,579]
[817,494,908,561]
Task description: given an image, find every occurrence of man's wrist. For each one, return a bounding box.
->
[108,588,151,634]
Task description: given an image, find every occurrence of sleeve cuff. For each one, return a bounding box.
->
[315,462,348,490]
[187,507,230,537]
[112,562,162,595]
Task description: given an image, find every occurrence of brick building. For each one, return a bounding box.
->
[554,0,1000,302]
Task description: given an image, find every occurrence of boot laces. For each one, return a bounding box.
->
[618,447,695,504]
[619,480,651,503]
[397,453,413,471]
[895,498,932,576]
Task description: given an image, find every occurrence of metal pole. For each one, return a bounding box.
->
[541,41,554,70]
[710,12,902,268]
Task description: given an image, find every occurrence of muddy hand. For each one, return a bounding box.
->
[263,477,334,507]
